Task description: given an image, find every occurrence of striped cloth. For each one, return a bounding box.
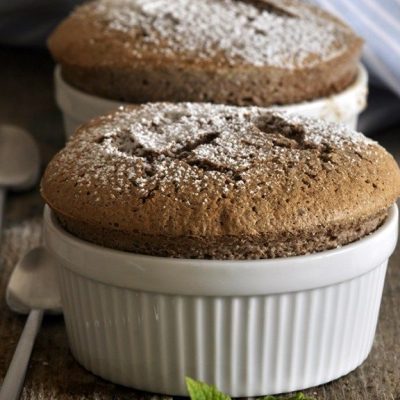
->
[311,0,400,98]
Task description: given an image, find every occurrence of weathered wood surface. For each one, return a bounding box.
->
[0,47,399,399]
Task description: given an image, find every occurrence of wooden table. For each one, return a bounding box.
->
[0,47,399,400]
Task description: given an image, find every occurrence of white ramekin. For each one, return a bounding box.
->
[54,65,368,138]
[43,204,397,396]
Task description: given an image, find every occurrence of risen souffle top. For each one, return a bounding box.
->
[41,103,400,259]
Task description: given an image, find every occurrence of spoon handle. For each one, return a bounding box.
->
[0,309,43,400]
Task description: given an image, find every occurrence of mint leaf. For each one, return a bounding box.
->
[185,377,315,400]
[185,377,231,400]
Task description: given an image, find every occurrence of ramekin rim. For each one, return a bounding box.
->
[44,205,398,296]
[44,204,397,295]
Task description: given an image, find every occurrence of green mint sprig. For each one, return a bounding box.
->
[185,377,315,400]
[186,377,231,400]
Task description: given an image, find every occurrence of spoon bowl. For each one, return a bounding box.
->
[6,247,62,314]
[0,124,40,191]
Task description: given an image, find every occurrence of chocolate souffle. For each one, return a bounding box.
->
[48,0,362,106]
[41,103,400,259]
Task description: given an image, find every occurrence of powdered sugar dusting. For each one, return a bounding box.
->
[79,0,354,68]
[50,103,377,202]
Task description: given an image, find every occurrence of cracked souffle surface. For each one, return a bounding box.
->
[41,103,400,259]
[48,0,362,106]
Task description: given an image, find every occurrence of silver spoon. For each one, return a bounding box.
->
[0,247,61,400]
[0,124,40,245]
[0,124,41,399]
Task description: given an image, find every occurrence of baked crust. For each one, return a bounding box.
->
[48,0,363,106]
[41,103,400,259]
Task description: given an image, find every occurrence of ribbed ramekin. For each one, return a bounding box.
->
[54,64,368,138]
[43,205,397,397]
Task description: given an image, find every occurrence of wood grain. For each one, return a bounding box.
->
[0,47,399,399]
